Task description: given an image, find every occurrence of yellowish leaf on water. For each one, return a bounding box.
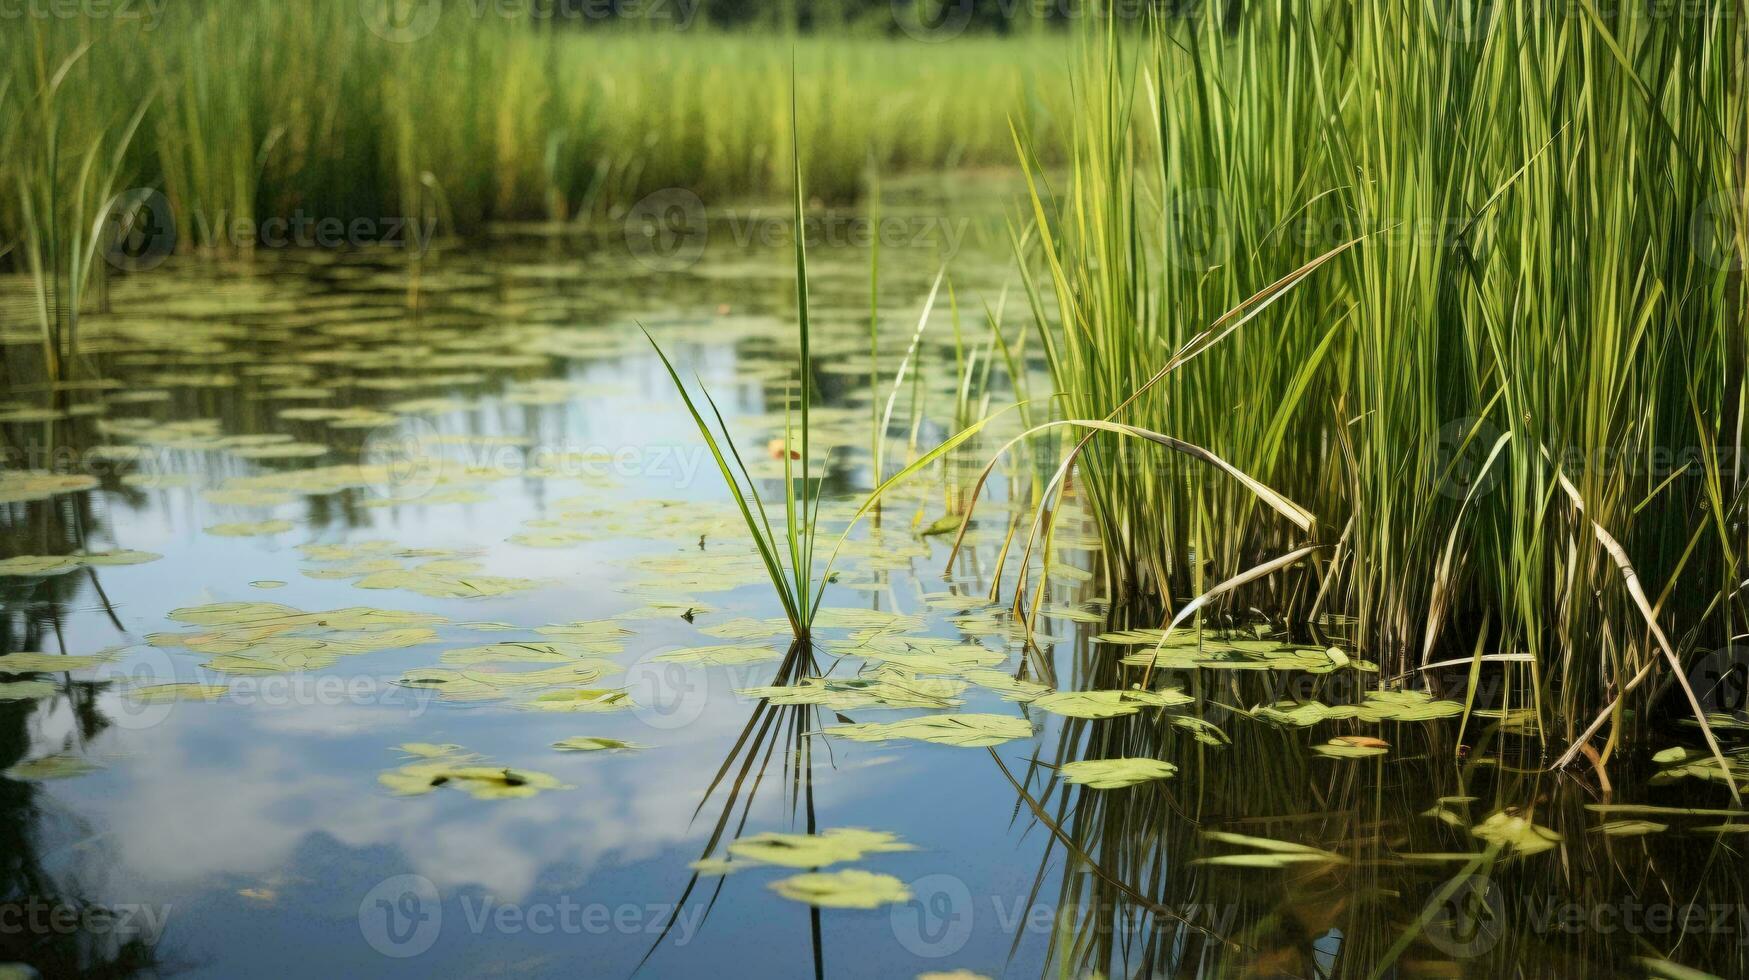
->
[769,869,911,909]
[1033,688,1191,720]
[380,744,568,800]
[551,737,640,752]
[1471,811,1562,856]
[823,713,1031,747]
[1059,758,1177,789]
[206,520,295,537]
[128,683,228,704]
[728,828,913,869]
[1313,735,1390,758]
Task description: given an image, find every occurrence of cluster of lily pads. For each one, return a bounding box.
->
[691,827,917,910]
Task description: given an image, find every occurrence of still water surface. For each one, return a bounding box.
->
[2,182,1745,979]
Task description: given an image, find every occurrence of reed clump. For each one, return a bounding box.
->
[981,3,1747,752]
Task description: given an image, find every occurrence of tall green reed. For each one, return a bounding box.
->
[0,5,1072,254]
[5,36,149,382]
[645,93,1001,644]
[973,3,1747,759]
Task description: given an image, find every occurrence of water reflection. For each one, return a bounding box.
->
[0,179,1743,978]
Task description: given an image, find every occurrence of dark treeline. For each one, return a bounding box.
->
[547,0,1198,33]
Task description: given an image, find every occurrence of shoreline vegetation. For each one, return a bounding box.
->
[1,6,1075,254]
[980,4,1746,766]
[5,2,1748,769]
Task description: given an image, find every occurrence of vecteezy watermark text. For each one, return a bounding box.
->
[0,898,173,947]
[623,187,975,272]
[0,0,167,27]
[358,874,705,958]
[98,188,438,273]
[361,0,700,42]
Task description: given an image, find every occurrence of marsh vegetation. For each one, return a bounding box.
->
[1,3,1747,978]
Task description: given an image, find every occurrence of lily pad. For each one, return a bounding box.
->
[1592,819,1667,837]
[1059,758,1178,789]
[206,520,295,537]
[380,744,568,800]
[658,644,782,667]
[0,651,118,673]
[769,869,911,909]
[728,828,914,868]
[441,642,618,665]
[127,683,228,703]
[0,556,84,577]
[960,669,1050,703]
[0,470,98,504]
[5,753,101,780]
[1313,735,1390,758]
[823,713,1032,747]
[521,688,636,712]
[348,559,541,599]
[1471,811,1563,856]
[0,551,162,577]
[1033,688,1192,720]
[1649,747,1749,790]
[0,680,56,701]
[551,737,641,752]
[740,675,966,710]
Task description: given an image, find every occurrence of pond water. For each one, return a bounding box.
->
[1,179,1745,979]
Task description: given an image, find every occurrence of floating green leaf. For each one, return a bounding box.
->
[521,688,636,712]
[1059,758,1177,789]
[657,644,781,667]
[0,680,55,701]
[1313,735,1390,758]
[0,650,118,673]
[1592,820,1667,837]
[728,828,914,868]
[1471,811,1562,856]
[206,520,295,537]
[0,551,162,577]
[823,713,1031,747]
[380,744,568,799]
[768,869,911,909]
[741,674,965,710]
[0,470,97,504]
[1033,688,1191,720]
[551,737,641,753]
[127,683,228,703]
[5,753,100,780]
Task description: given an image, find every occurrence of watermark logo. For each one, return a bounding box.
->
[1422,873,1504,959]
[359,874,442,958]
[626,646,711,730]
[1690,189,1745,272]
[1430,415,1505,500]
[99,647,182,731]
[362,417,447,502]
[101,188,176,273]
[892,0,975,42]
[362,0,443,42]
[1688,645,1749,717]
[1163,188,1232,272]
[1427,0,1504,42]
[624,188,709,273]
[0,0,169,29]
[0,897,174,946]
[891,873,974,959]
